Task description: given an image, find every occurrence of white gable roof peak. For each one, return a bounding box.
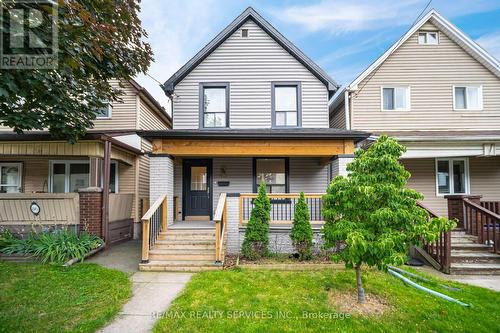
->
[347,9,500,91]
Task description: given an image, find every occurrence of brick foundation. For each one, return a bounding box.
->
[78,187,103,237]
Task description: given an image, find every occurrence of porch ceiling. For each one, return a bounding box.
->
[151,138,355,157]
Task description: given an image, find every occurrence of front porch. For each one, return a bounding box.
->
[139,128,368,271]
[0,133,141,244]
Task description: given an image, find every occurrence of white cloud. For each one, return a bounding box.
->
[272,0,500,34]
[134,0,226,111]
[476,32,500,62]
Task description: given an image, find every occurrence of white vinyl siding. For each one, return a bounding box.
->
[172,19,329,129]
[350,21,500,132]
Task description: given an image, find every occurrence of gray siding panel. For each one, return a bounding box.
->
[173,20,329,130]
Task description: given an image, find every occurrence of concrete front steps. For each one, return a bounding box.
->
[449,230,500,275]
[139,227,223,272]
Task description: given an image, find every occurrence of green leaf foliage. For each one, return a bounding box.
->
[241,182,271,260]
[0,1,153,142]
[322,135,455,271]
[290,192,313,260]
[0,229,103,264]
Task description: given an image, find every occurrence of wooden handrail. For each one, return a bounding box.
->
[417,201,451,273]
[214,193,227,263]
[463,198,499,254]
[142,194,167,221]
[417,201,439,218]
[141,194,168,263]
[464,198,500,220]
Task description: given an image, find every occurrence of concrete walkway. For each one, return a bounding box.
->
[99,272,192,333]
[414,265,500,291]
[88,240,192,333]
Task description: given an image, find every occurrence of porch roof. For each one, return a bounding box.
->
[0,131,141,165]
[141,129,368,158]
[139,128,369,142]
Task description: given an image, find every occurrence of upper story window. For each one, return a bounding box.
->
[241,29,249,38]
[272,82,301,127]
[381,86,410,111]
[95,102,112,119]
[0,163,22,193]
[453,85,483,110]
[200,82,229,128]
[418,31,439,45]
[436,158,469,195]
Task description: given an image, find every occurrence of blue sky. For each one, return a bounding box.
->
[136,0,500,109]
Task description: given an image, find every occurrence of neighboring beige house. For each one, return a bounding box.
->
[0,80,171,241]
[330,9,500,217]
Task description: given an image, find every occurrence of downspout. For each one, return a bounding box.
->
[344,90,351,130]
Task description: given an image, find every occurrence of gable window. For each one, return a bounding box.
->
[418,31,439,45]
[453,85,482,110]
[96,102,112,119]
[381,86,410,111]
[253,158,289,193]
[200,82,229,128]
[241,29,249,37]
[436,158,469,195]
[272,82,301,127]
[0,163,22,193]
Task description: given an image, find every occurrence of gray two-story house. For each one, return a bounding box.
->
[138,7,368,271]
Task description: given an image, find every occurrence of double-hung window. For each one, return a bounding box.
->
[453,85,482,110]
[436,158,469,195]
[253,158,288,193]
[200,83,229,128]
[382,86,410,111]
[0,163,22,193]
[272,82,301,127]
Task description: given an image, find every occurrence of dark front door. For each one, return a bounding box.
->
[183,159,212,219]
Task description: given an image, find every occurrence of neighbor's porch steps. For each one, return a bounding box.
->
[450,230,500,275]
[139,227,224,272]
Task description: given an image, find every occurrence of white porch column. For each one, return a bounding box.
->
[330,154,355,179]
[149,155,174,225]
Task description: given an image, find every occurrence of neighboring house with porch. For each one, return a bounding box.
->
[330,10,500,274]
[0,80,171,244]
[138,7,368,271]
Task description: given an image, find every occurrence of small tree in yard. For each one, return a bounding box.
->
[242,182,271,260]
[322,135,455,303]
[291,192,313,260]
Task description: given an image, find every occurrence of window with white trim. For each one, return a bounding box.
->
[436,158,469,195]
[95,102,112,119]
[453,85,482,110]
[51,160,118,193]
[418,31,439,45]
[382,86,410,111]
[0,163,22,193]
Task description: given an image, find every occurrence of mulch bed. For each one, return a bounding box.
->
[328,290,392,316]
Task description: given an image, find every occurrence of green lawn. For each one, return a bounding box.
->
[154,268,500,333]
[0,261,131,333]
